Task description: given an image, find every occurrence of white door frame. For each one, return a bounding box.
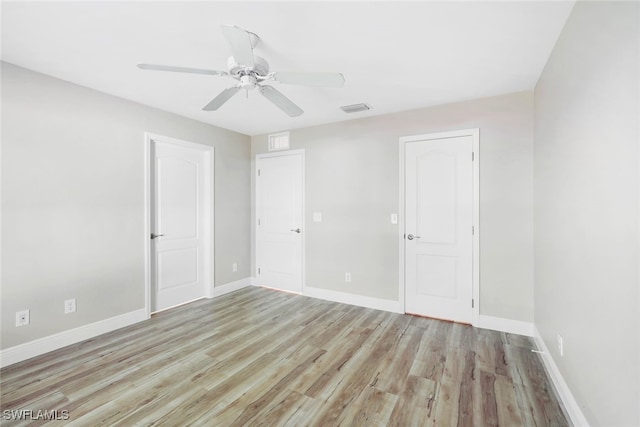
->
[144,132,214,317]
[255,149,306,294]
[398,128,480,325]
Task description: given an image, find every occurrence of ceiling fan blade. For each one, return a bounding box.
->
[259,85,303,117]
[202,87,240,111]
[272,72,345,87]
[221,25,255,67]
[137,64,226,76]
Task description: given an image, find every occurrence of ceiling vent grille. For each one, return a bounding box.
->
[340,103,371,114]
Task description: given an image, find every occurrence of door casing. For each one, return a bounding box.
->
[398,129,480,325]
[144,132,214,316]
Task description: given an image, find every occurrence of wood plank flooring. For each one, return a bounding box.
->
[0,287,569,426]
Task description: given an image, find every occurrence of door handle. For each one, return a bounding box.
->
[150,233,165,239]
[290,228,301,234]
[407,234,421,240]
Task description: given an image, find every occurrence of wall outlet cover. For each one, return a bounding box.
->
[16,310,30,327]
[64,298,77,314]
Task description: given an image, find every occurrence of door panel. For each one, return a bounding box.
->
[405,136,473,323]
[153,141,207,310]
[417,152,457,244]
[256,153,303,293]
[264,166,297,233]
[158,157,198,239]
[416,255,458,299]
[157,248,199,290]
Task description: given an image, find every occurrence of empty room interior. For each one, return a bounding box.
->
[1,1,639,426]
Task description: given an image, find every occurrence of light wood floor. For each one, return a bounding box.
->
[0,287,569,426]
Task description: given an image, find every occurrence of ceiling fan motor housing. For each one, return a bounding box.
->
[227,55,269,77]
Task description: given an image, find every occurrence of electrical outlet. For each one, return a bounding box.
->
[232,263,238,273]
[345,272,351,283]
[64,298,76,314]
[16,310,29,327]
[313,212,322,222]
[557,333,564,357]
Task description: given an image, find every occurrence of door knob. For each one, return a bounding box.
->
[150,233,165,239]
[290,228,301,234]
[407,234,421,240]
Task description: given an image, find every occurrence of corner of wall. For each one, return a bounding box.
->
[213,277,253,297]
[533,326,591,426]
[476,315,534,337]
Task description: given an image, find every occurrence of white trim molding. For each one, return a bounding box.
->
[0,309,148,368]
[213,277,253,297]
[477,315,534,337]
[303,286,403,313]
[533,326,591,427]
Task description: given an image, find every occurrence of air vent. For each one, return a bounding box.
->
[340,103,371,114]
[268,131,290,151]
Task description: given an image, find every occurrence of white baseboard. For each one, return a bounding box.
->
[212,277,252,297]
[303,286,403,313]
[476,315,534,336]
[533,326,590,427]
[0,308,148,368]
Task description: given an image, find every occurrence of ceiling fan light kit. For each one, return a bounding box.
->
[138,24,345,117]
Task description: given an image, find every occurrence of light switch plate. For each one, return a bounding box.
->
[313,212,322,222]
[391,213,398,224]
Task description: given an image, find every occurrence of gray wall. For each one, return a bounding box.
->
[534,2,639,425]
[252,91,534,321]
[1,63,251,349]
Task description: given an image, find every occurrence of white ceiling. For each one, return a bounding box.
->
[1,1,574,136]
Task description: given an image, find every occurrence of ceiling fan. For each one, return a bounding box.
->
[137,25,345,117]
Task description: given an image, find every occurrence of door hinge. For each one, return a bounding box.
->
[258,267,261,275]
[258,218,261,226]
[258,169,261,177]
[472,152,475,161]
[472,225,475,235]
[472,299,475,308]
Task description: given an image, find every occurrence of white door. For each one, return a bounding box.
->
[404,135,474,323]
[151,139,210,311]
[256,152,304,293]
